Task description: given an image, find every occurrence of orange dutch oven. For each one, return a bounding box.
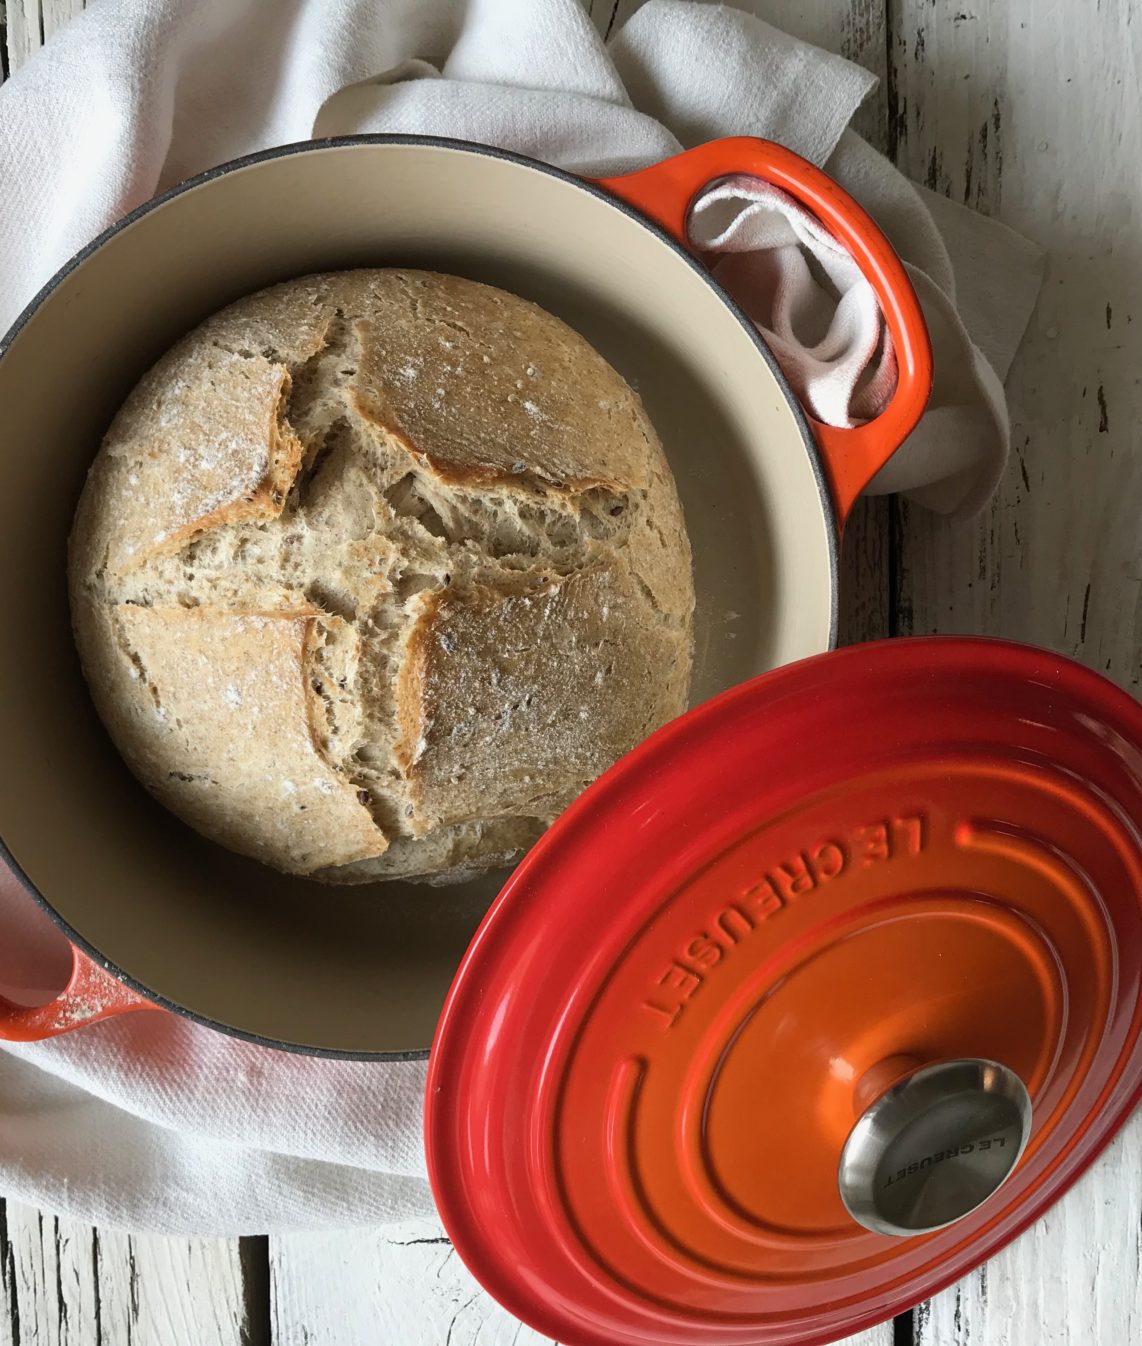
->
[1,136,1141,1346]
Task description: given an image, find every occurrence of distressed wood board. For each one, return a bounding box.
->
[888,0,1142,1336]
[2,0,1141,1343]
[0,1203,258,1346]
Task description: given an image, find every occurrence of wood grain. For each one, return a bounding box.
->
[914,1121,1142,1345]
[0,1202,253,1346]
[269,1217,893,1346]
[270,1219,559,1346]
[890,0,1142,1341]
[3,0,82,74]
[888,0,1142,687]
[3,1,44,74]
[39,0,82,43]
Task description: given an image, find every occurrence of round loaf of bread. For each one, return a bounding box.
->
[69,270,694,883]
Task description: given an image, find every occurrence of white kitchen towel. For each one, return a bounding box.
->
[689,174,899,429]
[0,0,1044,1236]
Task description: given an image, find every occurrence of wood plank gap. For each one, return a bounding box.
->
[893,1311,915,1346]
[238,1237,271,1346]
[0,1201,20,1346]
[884,0,903,161]
[126,1236,139,1346]
[884,0,906,647]
[887,498,907,636]
[50,1219,64,1342]
[90,1227,103,1346]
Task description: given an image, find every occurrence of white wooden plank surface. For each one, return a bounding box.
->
[38,0,81,42]
[0,1202,254,1346]
[271,1218,559,1346]
[891,0,1142,691]
[269,1218,897,1346]
[914,1126,1142,1346]
[2,0,44,72]
[891,1,1142,1342]
[2,0,81,73]
[3,1,1142,1344]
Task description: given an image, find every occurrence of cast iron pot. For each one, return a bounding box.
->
[0,134,930,1055]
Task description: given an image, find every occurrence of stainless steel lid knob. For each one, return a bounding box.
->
[838,1058,1032,1237]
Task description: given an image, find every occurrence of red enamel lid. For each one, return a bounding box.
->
[425,637,1142,1346]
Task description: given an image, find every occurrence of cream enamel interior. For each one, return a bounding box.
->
[0,141,834,1054]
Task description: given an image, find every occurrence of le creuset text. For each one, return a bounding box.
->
[882,1131,1014,1188]
[642,813,928,1030]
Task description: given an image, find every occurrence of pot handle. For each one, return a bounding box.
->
[0,943,154,1041]
[595,137,933,524]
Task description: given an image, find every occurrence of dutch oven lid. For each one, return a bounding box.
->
[425,637,1142,1346]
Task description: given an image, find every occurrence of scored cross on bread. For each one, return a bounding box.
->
[69,270,694,882]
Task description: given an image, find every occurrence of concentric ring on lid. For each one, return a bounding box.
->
[427,637,1142,1346]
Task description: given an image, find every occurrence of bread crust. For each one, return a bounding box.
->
[69,270,694,883]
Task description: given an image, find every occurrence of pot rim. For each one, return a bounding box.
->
[0,132,839,1058]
